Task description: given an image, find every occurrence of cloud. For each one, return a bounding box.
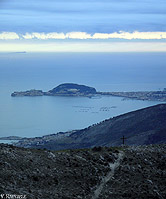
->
[66,32,92,39]
[22,32,66,39]
[92,31,166,40]
[0,32,19,40]
[22,32,92,40]
[1,31,166,40]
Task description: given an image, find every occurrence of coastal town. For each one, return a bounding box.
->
[98,90,166,102]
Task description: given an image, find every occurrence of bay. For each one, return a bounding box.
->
[0,52,165,138]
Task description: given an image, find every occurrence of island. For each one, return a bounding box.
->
[11,83,166,101]
[11,83,97,97]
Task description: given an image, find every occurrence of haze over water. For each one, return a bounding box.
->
[0,52,166,138]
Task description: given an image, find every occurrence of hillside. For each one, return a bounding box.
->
[0,144,165,199]
[48,83,97,95]
[16,104,166,150]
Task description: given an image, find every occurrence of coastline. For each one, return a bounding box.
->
[11,90,166,102]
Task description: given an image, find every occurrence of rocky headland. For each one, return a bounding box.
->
[11,83,166,101]
[11,83,97,97]
[0,144,165,199]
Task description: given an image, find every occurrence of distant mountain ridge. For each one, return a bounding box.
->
[15,104,166,150]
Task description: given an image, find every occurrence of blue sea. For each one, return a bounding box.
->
[0,52,166,138]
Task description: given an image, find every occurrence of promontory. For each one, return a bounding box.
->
[11,83,97,97]
[11,83,166,101]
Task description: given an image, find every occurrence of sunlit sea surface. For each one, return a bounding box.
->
[0,52,166,138]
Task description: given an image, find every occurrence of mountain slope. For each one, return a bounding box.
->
[0,144,165,199]
[16,104,166,150]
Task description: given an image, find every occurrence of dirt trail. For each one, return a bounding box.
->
[92,151,124,199]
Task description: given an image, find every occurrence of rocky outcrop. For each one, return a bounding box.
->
[0,144,165,199]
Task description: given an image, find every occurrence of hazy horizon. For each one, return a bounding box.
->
[0,0,166,52]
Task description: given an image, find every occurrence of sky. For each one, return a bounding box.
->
[0,0,166,52]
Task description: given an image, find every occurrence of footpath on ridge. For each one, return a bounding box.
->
[0,144,165,199]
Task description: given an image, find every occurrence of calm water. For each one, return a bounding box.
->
[0,52,165,138]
